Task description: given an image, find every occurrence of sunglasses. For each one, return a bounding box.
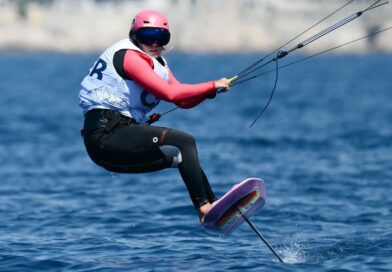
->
[135,28,171,46]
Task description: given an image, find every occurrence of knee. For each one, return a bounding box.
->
[168,130,197,150]
[179,131,197,148]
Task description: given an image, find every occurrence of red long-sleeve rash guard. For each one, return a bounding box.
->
[122,49,216,108]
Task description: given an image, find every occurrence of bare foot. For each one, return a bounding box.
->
[198,202,212,223]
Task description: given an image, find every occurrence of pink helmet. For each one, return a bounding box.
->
[131,10,169,32]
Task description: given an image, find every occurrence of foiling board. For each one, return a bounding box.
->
[202,178,266,235]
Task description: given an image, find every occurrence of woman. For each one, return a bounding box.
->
[79,10,230,222]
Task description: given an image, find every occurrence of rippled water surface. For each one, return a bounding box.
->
[0,52,391,271]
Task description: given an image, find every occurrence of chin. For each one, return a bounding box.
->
[150,52,160,58]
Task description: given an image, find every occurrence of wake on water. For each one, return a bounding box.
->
[279,239,307,264]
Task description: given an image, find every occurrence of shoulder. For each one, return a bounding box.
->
[124,49,154,67]
[112,49,152,79]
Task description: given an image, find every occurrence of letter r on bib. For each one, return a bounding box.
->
[89,59,107,80]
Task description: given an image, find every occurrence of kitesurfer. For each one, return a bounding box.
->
[78,10,230,222]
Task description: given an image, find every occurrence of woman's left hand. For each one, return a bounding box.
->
[214,78,231,90]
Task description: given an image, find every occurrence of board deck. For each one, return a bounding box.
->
[202,178,266,235]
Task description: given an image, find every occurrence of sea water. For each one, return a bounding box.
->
[0,52,391,271]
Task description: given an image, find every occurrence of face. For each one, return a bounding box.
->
[139,43,163,58]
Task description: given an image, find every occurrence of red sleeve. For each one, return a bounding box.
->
[167,68,206,108]
[168,68,181,85]
[123,50,216,106]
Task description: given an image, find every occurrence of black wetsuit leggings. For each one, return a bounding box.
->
[82,109,217,209]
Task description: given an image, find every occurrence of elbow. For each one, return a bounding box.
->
[176,97,205,108]
[176,101,193,109]
[162,93,183,103]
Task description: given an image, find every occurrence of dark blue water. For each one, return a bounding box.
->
[0,51,391,271]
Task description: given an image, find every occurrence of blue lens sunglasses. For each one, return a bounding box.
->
[135,28,171,46]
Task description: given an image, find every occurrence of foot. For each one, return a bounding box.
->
[198,202,212,223]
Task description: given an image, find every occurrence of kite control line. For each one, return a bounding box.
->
[228,0,389,127]
[235,0,355,81]
[147,0,389,126]
[233,0,388,83]
[147,106,178,124]
[231,26,392,86]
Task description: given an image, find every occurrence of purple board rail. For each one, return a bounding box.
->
[202,178,266,235]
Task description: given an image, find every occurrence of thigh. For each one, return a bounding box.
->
[102,124,172,153]
[84,124,173,173]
